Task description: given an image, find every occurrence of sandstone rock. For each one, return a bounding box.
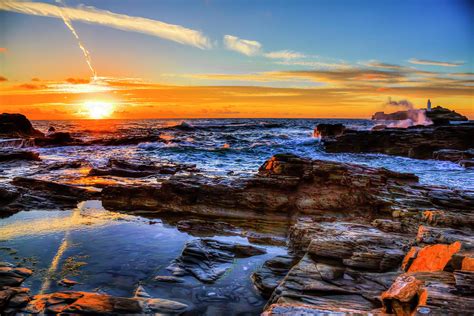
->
[381,274,424,316]
[266,254,398,312]
[403,242,462,273]
[0,263,32,287]
[382,272,474,315]
[0,113,44,138]
[0,286,30,312]
[289,220,410,271]
[251,255,296,297]
[421,210,474,229]
[263,303,369,315]
[168,238,266,283]
[57,278,79,287]
[23,291,188,315]
[11,177,100,204]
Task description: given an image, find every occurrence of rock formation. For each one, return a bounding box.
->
[167,238,266,283]
[372,106,467,126]
[0,113,44,138]
[1,153,473,315]
[426,106,469,125]
[316,123,474,160]
[0,262,188,315]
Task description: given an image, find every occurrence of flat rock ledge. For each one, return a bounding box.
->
[1,154,473,315]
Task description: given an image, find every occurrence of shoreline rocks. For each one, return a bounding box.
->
[0,113,44,138]
[317,123,474,160]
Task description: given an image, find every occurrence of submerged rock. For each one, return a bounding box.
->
[22,291,188,315]
[168,238,266,283]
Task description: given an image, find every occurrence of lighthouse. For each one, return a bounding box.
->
[427,99,432,112]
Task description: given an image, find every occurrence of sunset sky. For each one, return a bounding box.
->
[0,0,472,119]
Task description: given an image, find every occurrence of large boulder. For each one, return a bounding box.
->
[0,113,44,138]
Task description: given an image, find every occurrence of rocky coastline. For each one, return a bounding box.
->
[1,113,473,315]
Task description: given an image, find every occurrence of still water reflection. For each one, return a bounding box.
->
[0,201,286,315]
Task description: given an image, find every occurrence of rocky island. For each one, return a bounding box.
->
[316,106,474,166]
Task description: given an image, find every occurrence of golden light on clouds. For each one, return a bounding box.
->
[82,100,115,119]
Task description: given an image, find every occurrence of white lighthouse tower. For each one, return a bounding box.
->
[427,99,432,112]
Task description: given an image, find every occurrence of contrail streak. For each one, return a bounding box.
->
[56,0,97,80]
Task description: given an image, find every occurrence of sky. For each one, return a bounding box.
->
[0,0,473,119]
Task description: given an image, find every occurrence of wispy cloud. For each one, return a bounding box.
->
[0,48,7,53]
[0,76,7,82]
[264,50,306,59]
[0,1,211,49]
[361,60,405,70]
[223,35,308,61]
[276,60,352,69]
[408,58,464,67]
[223,35,262,56]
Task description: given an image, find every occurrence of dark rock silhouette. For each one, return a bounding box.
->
[0,113,44,138]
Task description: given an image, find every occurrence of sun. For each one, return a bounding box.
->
[83,101,114,119]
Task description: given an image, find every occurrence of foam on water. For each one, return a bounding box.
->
[26,118,474,190]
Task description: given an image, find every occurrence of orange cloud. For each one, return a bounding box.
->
[0,76,7,82]
[66,77,91,84]
[0,47,6,53]
[0,71,472,120]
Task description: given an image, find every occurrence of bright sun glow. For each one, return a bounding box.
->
[83,101,114,119]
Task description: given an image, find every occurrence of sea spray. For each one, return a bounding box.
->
[55,0,97,80]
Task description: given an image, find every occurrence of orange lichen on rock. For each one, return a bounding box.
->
[65,293,114,313]
[407,241,461,272]
[462,257,474,271]
[381,274,424,316]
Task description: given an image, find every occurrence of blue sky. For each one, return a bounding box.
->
[0,0,472,119]
[1,0,472,81]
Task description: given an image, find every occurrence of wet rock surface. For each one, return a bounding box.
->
[320,123,474,159]
[426,106,469,125]
[0,262,188,315]
[0,149,40,162]
[1,149,473,314]
[89,159,197,178]
[167,238,266,283]
[251,255,296,297]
